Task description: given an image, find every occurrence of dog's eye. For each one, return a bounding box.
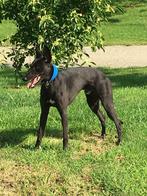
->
[35,66,42,72]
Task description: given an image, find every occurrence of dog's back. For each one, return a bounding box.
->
[57,67,107,91]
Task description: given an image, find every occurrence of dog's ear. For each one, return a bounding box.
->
[43,45,52,63]
[36,50,42,58]
[35,45,42,58]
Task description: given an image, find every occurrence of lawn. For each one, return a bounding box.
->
[101,2,147,45]
[0,66,147,195]
[0,20,16,45]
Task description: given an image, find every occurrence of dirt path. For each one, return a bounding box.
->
[1,46,147,68]
[84,45,147,68]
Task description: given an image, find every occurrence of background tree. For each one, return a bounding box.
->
[0,0,115,69]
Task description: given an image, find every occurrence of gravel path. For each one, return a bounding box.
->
[1,46,147,68]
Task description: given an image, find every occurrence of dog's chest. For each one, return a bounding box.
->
[47,97,56,105]
[46,91,56,106]
[41,85,56,106]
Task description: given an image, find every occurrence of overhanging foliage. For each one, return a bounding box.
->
[0,0,114,68]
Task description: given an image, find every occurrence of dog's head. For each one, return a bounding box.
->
[23,46,53,88]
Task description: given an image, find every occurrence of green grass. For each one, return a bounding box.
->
[0,20,16,45]
[113,0,147,7]
[0,66,147,195]
[101,2,147,45]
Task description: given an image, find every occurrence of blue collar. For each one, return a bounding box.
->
[50,64,58,81]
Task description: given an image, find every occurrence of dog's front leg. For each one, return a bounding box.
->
[35,102,50,149]
[58,107,68,150]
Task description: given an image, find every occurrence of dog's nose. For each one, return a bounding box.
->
[22,76,28,81]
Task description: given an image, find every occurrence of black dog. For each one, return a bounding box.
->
[23,47,122,149]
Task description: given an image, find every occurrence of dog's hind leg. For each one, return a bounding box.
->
[101,98,122,145]
[98,79,122,145]
[85,91,106,138]
[35,100,50,149]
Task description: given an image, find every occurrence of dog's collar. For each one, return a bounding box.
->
[50,64,58,81]
[44,64,58,88]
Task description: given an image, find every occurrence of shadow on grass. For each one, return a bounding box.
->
[100,67,147,88]
[108,18,120,23]
[0,127,61,148]
[46,126,93,139]
[0,127,63,150]
[110,73,147,88]
[140,8,147,13]
[45,128,62,138]
[0,128,62,147]
[0,128,36,147]
[0,125,96,148]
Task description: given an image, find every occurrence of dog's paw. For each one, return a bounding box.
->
[116,140,121,146]
[35,145,42,150]
[100,134,106,140]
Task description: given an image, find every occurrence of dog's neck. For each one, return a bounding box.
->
[50,64,58,81]
[43,64,58,87]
